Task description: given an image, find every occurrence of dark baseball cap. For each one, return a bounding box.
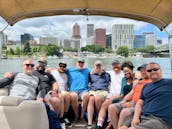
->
[38,57,47,66]
[111,59,120,64]
[137,64,147,71]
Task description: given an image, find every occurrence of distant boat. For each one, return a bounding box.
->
[1,55,7,59]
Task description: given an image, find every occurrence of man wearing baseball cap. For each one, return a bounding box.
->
[66,58,89,126]
[95,59,124,129]
[50,61,72,127]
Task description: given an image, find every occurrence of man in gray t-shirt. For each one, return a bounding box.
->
[0,58,39,100]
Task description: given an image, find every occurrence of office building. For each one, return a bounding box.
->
[87,24,94,38]
[106,34,112,49]
[72,23,81,38]
[63,39,71,48]
[133,35,146,48]
[112,24,134,51]
[95,28,106,47]
[39,37,58,45]
[21,33,34,44]
[143,32,157,46]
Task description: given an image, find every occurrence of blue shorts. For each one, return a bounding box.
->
[71,90,88,100]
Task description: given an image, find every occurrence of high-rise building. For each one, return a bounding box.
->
[0,32,8,45]
[143,32,156,46]
[95,28,106,47]
[21,33,34,44]
[72,23,81,38]
[39,37,58,45]
[87,36,95,45]
[63,39,71,48]
[71,23,81,50]
[133,35,145,48]
[71,38,81,49]
[106,34,112,49]
[157,39,162,46]
[87,24,94,38]
[112,24,134,51]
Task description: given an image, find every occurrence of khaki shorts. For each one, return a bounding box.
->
[89,90,108,98]
[135,115,170,129]
[61,91,68,94]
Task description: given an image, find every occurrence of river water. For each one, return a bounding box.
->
[0,57,171,78]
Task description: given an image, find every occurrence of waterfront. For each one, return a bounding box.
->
[0,57,171,78]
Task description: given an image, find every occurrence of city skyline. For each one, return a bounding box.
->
[0,15,172,46]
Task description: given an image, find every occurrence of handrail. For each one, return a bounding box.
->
[164,28,172,72]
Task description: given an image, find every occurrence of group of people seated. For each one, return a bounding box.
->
[0,57,172,129]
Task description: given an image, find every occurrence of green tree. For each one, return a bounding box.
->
[32,47,38,53]
[23,42,31,54]
[15,47,20,56]
[145,45,155,53]
[8,48,15,55]
[104,48,113,53]
[81,45,105,53]
[116,46,129,57]
[46,44,60,56]
[2,43,7,50]
[64,47,77,52]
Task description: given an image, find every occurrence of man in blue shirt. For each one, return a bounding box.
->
[122,62,172,129]
[66,58,90,126]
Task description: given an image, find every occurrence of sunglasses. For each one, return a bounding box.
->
[25,64,35,67]
[96,64,102,66]
[78,61,84,64]
[146,68,160,73]
[59,65,66,68]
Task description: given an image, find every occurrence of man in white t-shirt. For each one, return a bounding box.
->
[50,62,71,127]
[95,59,124,129]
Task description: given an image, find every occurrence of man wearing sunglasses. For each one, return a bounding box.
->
[0,58,39,99]
[50,62,72,127]
[122,62,172,129]
[1,58,62,129]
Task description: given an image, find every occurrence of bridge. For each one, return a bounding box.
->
[155,44,169,53]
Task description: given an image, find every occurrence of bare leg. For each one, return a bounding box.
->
[118,108,132,128]
[70,92,79,119]
[118,125,129,129]
[108,104,120,129]
[95,96,104,117]
[48,97,62,117]
[58,94,64,118]
[87,96,95,125]
[81,92,89,119]
[63,92,71,113]
[97,99,111,127]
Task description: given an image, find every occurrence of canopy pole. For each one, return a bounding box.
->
[0,24,9,61]
[164,28,172,72]
[0,24,9,33]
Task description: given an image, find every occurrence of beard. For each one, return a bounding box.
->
[36,66,45,73]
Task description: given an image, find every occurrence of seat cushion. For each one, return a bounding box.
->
[0,88,9,96]
[0,96,24,106]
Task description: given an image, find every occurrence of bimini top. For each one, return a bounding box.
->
[0,0,172,30]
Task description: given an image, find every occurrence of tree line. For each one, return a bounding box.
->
[2,42,155,57]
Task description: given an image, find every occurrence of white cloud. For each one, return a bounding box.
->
[0,15,170,44]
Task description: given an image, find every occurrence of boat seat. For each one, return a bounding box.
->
[0,88,49,129]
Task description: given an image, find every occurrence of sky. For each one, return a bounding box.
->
[0,15,172,45]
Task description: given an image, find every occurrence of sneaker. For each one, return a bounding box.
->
[95,125,103,129]
[64,118,72,128]
[60,123,66,129]
[59,118,65,123]
[87,124,94,129]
